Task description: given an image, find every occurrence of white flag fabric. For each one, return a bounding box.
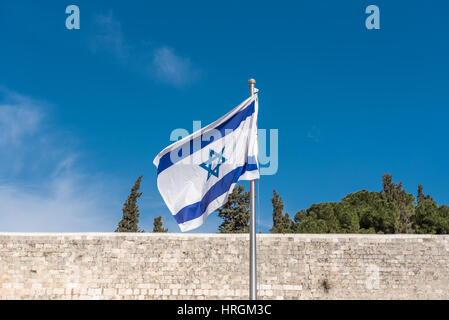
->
[153,94,259,232]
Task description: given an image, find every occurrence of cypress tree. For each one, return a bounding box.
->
[153,216,168,233]
[417,184,433,205]
[270,189,293,233]
[217,185,250,233]
[380,174,414,234]
[115,176,144,232]
[417,184,425,205]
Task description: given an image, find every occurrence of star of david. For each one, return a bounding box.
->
[199,147,226,181]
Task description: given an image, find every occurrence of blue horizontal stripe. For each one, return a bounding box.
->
[157,101,255,175]
[173,162,258,225]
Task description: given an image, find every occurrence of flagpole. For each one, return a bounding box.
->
[248,78,257,300]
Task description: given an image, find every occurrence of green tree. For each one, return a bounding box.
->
[115,176,144,232]
[293,190,399,234]
[413,199,449,234]
[417,184,425,205]
[417,184,433,205]
[294,209,328,233]
[380,174,415,233]
[414,198,439,234]
[336,200,360,233]
[270,190,293,233]
[438,206,449,234]
[293,202,341,233]
[341,190,399,234]
[152,216,168,233]
[217,185,250,233]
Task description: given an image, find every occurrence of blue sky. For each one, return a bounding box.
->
[0,1,448,232]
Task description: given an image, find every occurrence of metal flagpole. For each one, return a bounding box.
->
[248,78,257,300]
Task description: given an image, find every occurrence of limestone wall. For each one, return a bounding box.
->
[0,233,448,299]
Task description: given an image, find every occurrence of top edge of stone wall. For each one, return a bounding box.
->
[0,232,447,239]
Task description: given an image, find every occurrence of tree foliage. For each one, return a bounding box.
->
[270,190,293,233]
[270,174,448,235]
[342,190,399,234]
[152,216,168,233]
[217,185,250,233]
[380,174,414,233]
[116,176,144,232]
[412,185,446,234]
[413,199,449,234]
[293,203,340,233]
[417,184,433,205]
[294,209,328,233]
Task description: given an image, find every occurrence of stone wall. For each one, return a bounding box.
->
[0,233,448,299]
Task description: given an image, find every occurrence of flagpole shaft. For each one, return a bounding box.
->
[248,78,257,300]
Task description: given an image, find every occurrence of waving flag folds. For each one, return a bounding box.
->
[153,95,259,232]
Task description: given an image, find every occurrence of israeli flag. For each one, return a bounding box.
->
[153,95,259,232]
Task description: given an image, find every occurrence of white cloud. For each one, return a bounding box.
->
[0,174,113,232]
[0,88,42,146]
[90,11,128,61]
[89,13,199,87]
[0,89,118,232]
[307,125,321,142]
[153,47,199,87]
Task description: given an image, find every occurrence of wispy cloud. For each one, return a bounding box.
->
[0,173,113,232]
[89,12,200,87]
[90,11,128,61]
[307,125,321,142]
[0,89,118,232]
[153,47,199,87]
[0,88,47,176]
[0,88,42,146]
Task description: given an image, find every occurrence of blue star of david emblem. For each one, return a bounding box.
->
[199,147,226,181]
